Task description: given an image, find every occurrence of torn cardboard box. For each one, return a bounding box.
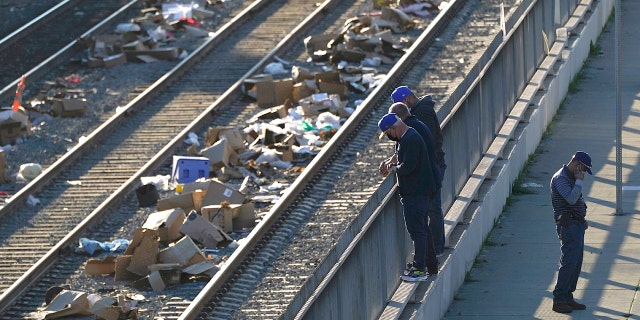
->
[158,235,206,266]
[202,201,255,233]
[85,256,117,276]
[42,290,92,319]
[180,211,233,248]
[201,138,240,169]
[141,208,186,243]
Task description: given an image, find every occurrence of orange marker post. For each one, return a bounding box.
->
[12,75,26,111]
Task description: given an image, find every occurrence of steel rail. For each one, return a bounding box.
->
[0,0,139,108]
[177,0,467,318]
[0,0,341,314]
[0,0,76,52]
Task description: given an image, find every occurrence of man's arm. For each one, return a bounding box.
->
[553,175,583,204]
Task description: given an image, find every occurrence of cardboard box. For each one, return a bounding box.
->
[157,189,206,213]
[201,204,234,232]
[0,150,7,183]
[219,128,246,151]
[0,121,21,145]
[125,47,182,61]
[51,98,87,117]
[179,180,211,194]
[202,179,245,206]
[201,139,239,169]
[314,71,341,86]
[172,156,210,183]
[318,79,347,97]
[114,255,139,281]
[244,74,273,99]
[141,208,186,243]
[85,256,117,276]
[126,231,159,276]
[249,104,288,123]
[304,34,339,54]
[256,78,294,108]
[292,80,316,102]
[179,211,232,248]
[103,52,127,68]
[202,202,255,232]
[158,236,205,266]
[42,290,92,319]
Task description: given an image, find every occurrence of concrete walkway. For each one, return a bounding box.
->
[443,1,640,319]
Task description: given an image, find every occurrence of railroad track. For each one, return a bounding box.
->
[186,0,519,319]
[0,0,137,91]
[0,0,521,319]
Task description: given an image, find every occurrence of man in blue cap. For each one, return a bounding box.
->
[392,86,447,256]
[550,151,592,313]
[378,113,439,281]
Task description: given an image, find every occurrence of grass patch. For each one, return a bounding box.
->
[568,70,586,93]
[511,154,537,195]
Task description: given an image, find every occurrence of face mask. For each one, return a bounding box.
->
[386,133,399,141]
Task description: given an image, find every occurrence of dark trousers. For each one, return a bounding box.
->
[400,194,438,272]
[553,220,585,303]
[428,187,445,255]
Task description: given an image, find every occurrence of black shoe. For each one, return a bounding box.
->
[567,300,586,310]
[427,264,438,276]
[552,302,573,313]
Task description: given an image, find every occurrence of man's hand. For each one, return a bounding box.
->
[379,159,397,177]
[574,164,585,180]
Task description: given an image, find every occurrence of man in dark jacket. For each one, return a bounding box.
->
[549,151,592,313]
[392,86,447,255]
[378,113,438,281]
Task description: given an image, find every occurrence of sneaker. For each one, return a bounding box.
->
[552,302,573,313]
[567,300,586,310]
[401,267,429,282]
[403,263,413,276]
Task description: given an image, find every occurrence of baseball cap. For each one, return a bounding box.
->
[573,151,592,174]
[391,86,413,103]
[378,113,401,131]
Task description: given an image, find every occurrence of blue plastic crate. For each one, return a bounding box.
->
[172,156,210,183]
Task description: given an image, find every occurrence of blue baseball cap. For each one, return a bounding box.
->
[573,151,592,174]
[378,113,401,131]
[391,86,413,103]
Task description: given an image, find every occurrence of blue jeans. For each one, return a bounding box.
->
[428,187,445,255]
[400,194,437,272]
[553,220,585,303]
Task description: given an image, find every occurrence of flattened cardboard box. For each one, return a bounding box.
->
[42,290,92,319]
[141,208,186,243]
[114,255,139,281]
[85,256,117,276]
[180,211,232,248]
[126,230,159,276]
